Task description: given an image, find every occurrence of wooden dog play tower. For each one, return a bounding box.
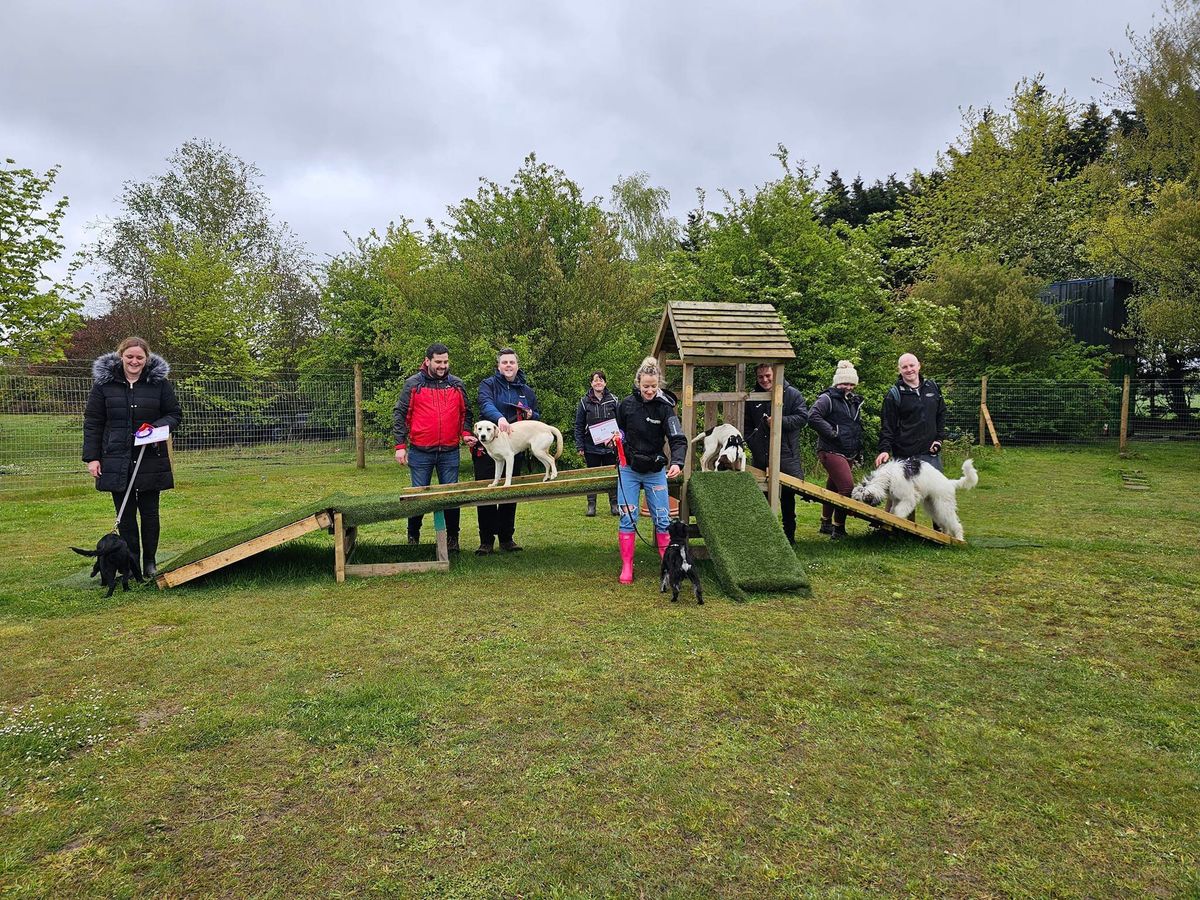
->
[651,301,795,522]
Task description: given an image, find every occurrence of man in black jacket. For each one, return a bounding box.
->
[876,353,946,471]
[743,364,809,544]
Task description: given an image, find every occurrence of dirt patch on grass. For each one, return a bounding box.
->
[136,700,183,733]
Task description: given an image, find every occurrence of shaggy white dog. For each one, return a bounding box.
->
[691,423,748,472]
[851,458,978,541]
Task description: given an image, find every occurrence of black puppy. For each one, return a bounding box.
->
[72,533,144,597]
[660,518,703,604]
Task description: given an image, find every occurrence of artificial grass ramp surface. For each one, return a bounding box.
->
[688,471,811,601]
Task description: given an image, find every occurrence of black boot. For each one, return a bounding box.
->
[586,495,597,517]
[818,520,833,536]
[830,524,847,541]
[609,494,620,516]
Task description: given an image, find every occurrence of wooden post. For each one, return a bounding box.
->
[767,363,784,514]
[354,362,365,469]
[166,435,176,475]
[978,375,988,447]
[334,511,347,583]
[434,510,448,564]
[679,363,696,524]
[1119,374,1131,454]
[727,363,746,432]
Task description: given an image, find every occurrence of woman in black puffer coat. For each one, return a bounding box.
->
[82,337,182,577]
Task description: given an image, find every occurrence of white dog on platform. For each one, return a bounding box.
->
[851,458,978,541]
[473,420,563,486]
[691,423,748,472]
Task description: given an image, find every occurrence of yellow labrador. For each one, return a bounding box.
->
[473,420,563,486]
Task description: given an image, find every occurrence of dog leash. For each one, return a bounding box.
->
[113,425,152,532]
[612,434,665,550]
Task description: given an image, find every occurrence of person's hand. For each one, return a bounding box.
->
[395,448,408,466]
[463,435,478,448]
[874,452,890,467]
[666,464,681,478]
[929,441,942,454]
[498,417,512,434]
[763,415,771,427]
[87,460,101,478]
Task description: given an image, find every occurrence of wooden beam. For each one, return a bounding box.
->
[334,511,347,583]
[158,511,335,588]
[680,363,696,523]
[1119,374,1130,453]
[691,390,772,402]
[344,561,450,577]
[767,364,784,514]
[726,364,746,429]
[747,466,961,546]
[979,375,988,446]
[982,404,1001,450]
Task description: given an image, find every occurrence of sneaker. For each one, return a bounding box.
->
[475,542,494,556]
[499,540,524,552]
[407,534,420,546]
[144,562,157,579]
[446,537,460,553]
[818,521,833,536]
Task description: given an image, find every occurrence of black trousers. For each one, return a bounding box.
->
[111,489,160,566]
[471,451,524,544]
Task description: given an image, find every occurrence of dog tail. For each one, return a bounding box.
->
[690,426,715,444]
[954,459,978,491]
[70,546,99,557]
[549,425,563,458]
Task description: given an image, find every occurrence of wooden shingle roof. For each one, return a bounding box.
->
[652,301,795,363]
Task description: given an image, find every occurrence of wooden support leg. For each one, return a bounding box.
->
[434,509,448,564]
[334,512,347,583]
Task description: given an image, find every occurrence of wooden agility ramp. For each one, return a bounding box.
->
[746,466,963,546]
[156,468,621,588]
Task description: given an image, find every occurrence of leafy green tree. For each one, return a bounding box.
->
[656,147,897,403]
[90,139,316,372]
[906,80,1102,282]
[0,159,83,361]
[905,254,1107,379]
[608,172,680,265]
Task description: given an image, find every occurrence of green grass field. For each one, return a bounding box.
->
[1,444,1197,897]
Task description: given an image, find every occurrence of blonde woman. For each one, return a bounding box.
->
[611,357,687,584]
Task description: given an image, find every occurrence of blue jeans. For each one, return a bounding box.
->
[616,465,671,534]
[913,452,943,472]
[407,447,460,538]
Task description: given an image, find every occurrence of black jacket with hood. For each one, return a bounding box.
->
[743,379,809,478]
[83,353,183,493]
[878,376,946,458]
[616,388,688,471]
[574,387,619,458]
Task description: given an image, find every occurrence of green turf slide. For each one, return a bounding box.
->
[687,471,812,601]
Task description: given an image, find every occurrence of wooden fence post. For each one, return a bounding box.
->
[978,375,988,447]
[354,362,365,469]
[1119,374,1130,454]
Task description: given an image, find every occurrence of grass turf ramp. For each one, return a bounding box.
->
[688,471,811,601]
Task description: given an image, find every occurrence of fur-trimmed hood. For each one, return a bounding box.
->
[92,352,171,385]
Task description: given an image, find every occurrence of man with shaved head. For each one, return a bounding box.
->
[875,352,946,472]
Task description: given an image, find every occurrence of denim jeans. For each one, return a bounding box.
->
[616,465,671,534]
[407,447,460,539]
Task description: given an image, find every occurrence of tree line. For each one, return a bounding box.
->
[2,1,1197,434]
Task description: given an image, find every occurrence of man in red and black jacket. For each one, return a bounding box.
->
[393,343,476,552]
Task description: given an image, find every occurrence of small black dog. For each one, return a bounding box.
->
[660,518,703,604]
[72,533,144,597]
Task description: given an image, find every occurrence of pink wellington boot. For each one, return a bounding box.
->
[618,532,636,584]
[656,530,671,559]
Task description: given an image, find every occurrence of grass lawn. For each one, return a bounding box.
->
[1,444,1197,897]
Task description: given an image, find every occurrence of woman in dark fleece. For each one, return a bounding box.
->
[807,359,864,542]
[83,337,182,577]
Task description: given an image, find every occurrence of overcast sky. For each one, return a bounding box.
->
[3,0,1161,300]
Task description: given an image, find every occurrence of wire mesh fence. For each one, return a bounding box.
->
[1,364,1196,493]
[0,362,371,493]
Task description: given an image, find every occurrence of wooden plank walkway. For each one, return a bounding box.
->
[745,466,962,546]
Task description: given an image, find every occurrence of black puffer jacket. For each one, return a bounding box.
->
[616,388,688,470]
[878,377,946,458]
[82,353,182,493]
[744,379,809,478]
[807,387,864,459]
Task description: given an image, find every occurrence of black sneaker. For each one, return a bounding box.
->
[407,534,420,546]
[818,521,833,536]
[446,537,460,553]
[475,542,494,556]
[499,540,524,552]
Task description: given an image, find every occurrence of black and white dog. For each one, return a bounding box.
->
[72,532,144,596]
[851,458,979,541]
[660,518,703,604]
[692,423,747,472]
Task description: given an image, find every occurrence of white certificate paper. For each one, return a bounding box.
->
[587,418,619,445]
[134,425,171,446]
